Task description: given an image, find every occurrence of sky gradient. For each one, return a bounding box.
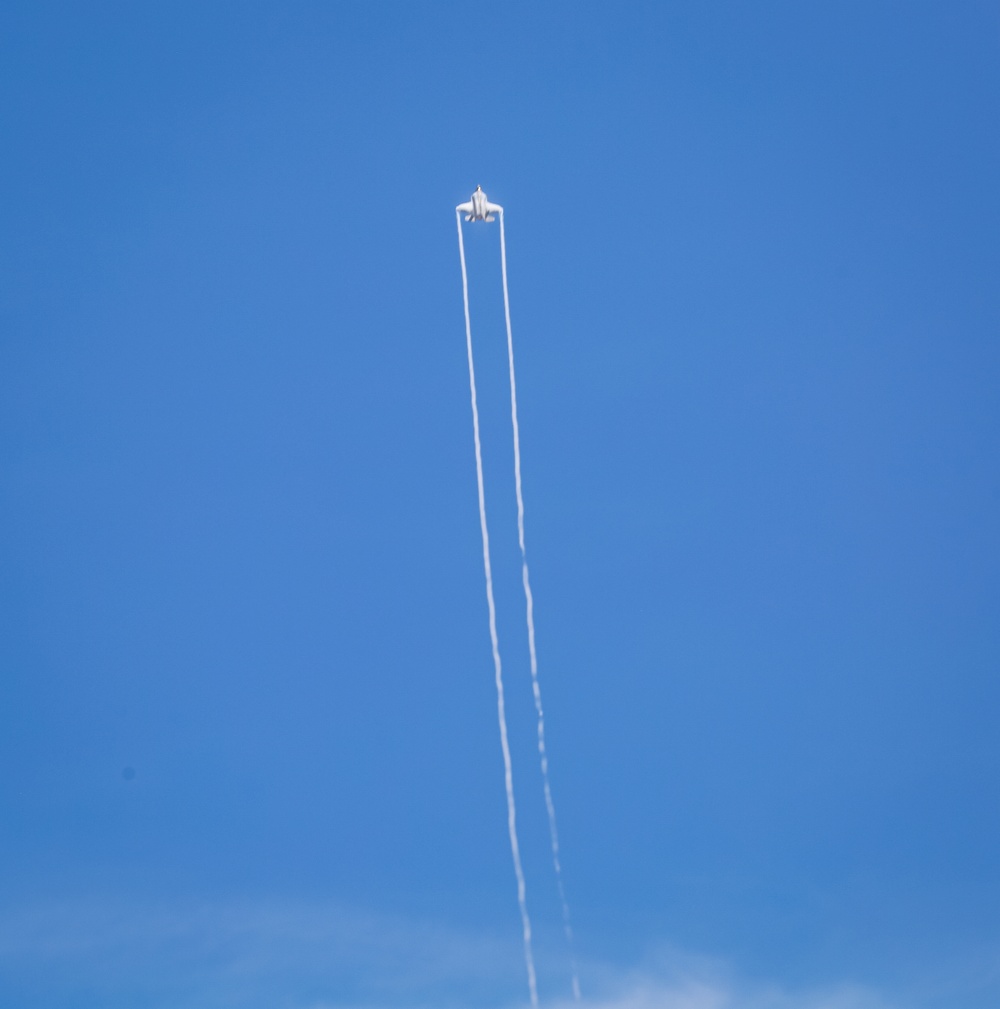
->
[2,3,999,1007]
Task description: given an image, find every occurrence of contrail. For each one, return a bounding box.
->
[456,210,539,1009]
[499,210,582,1002]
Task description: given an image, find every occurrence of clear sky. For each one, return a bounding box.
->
[1,3,998,1008]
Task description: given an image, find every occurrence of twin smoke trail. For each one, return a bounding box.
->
[457,204,580,1005]
[456,211,537,1007]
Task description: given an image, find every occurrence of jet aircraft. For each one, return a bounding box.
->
[457,185,502,223]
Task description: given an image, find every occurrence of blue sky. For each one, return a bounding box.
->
[1,2,999,1007]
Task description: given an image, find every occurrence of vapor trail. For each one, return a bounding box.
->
[457,210,539,1009]
[499,210,582,1002]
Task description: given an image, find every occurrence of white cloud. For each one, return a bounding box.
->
[546,979,894,1009]
[0,896,951,1009]
[540,947,897,1009]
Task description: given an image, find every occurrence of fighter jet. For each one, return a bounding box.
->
[457,185,502,223]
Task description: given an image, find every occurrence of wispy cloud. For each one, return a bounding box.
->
[541,946,899,1009]
[0,897,521,1008]
[547,977,895,1009]
[0,896,966,1009]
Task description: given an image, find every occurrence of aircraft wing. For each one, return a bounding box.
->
[456,201,473,214]
[486,202,503,214]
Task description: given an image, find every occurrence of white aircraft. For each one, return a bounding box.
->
[457,185,502,222]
